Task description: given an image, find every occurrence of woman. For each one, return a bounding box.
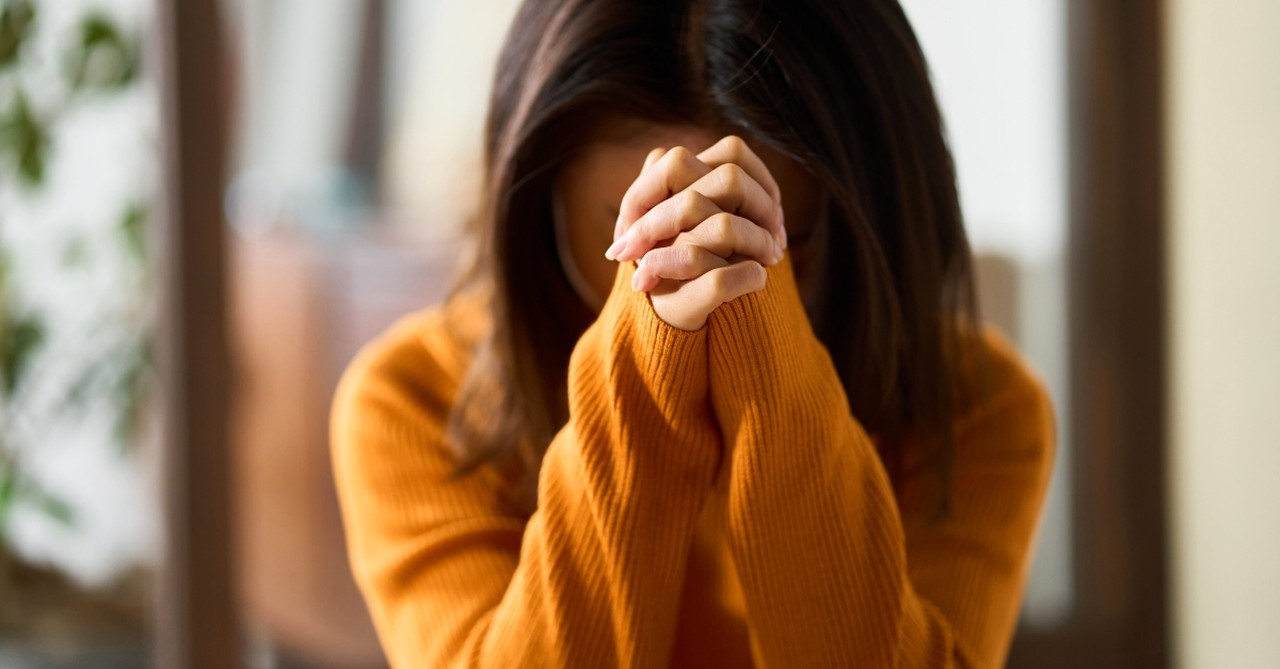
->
[331,0,1055,667]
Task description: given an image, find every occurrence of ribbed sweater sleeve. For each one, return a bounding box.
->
[330,260,720,668]
[706,254,1056,668]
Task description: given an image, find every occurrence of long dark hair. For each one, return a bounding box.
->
[446,0,977,515]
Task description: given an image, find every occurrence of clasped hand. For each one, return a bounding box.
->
[605,135,788,331]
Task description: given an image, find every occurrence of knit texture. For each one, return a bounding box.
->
[330,256,1055,668]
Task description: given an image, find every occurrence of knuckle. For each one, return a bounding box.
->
[666,145,694,166]
[677,189,706,220]
[711,212,736,239]
[641,148,667,173]
[721,134,747,156]
[675,245,701,271]
[715,163,746,192]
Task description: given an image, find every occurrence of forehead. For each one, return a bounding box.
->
[563,121,722,177]
[555,121,719,208]
[557,117,817,220]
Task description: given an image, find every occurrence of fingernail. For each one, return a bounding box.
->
[631,268,644,291]
[772,240,784,263]
[605,237,625,261]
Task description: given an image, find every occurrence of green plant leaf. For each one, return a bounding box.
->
[0,249,9,295]
[0,466,14,537]
[0,91,50,187]
[4,471,78,530]
[120,202,147,264]
[0,0,37,69]
[112,336,151,452]
[65,12,137,92]
[26,485,74,528]
[1,313,44,395]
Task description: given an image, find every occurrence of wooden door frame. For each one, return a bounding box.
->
[154,0,240,666]
[152,2,391,665]
[1008,0,1169,666]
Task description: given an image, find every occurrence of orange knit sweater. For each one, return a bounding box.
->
[330,255,1055,668]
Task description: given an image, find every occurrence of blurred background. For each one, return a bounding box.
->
[0,0,1275,667]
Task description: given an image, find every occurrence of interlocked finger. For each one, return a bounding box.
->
[685,261,768,311]
[696,135,782,206]
[613,146,712,242]
[632,244,730,292]
[681,212,782,264]
[647,260,768,331]
[611,164,781,262]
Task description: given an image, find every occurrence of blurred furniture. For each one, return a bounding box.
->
[230,226,457,668]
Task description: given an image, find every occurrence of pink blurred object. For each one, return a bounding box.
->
[230,225,458,667]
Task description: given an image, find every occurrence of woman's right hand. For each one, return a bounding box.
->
[605,136,788,331]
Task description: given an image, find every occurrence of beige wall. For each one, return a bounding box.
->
[383,0,523,234]
[1167,1,1280,668]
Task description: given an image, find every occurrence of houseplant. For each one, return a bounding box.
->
[1,0,154,663]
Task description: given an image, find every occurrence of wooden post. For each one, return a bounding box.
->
[153,0,240,665]
[1008,1,1168,667]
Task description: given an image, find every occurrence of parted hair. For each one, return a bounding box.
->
[446,0,978,516]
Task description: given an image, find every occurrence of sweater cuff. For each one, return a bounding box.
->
[705,254,843,412]
[583,260,712,435]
